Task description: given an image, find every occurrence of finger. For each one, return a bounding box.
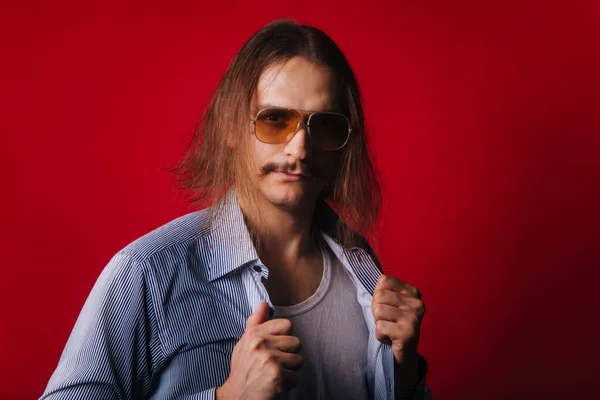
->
[373,290,426,316]
[375,319,407,343]
[374,318,392,343]
[372,303,402,323]
[376,274,408,292]
[375,318,417,343]
[411,286,422,300]
[279,368,299,393]
[246,302,270,327]
[269,334,302,353]
[376,275,422,299]
[273,349,304,371]
[253,363,298,394]
[373,288,404,308]
[260,317,294,336]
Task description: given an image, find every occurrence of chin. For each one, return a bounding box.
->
[260,182,320,211]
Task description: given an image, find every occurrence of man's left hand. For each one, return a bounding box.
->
[371,274,425,388]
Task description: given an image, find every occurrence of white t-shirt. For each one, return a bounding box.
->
[272,237,370,400]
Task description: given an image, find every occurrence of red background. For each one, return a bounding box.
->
[2,1,599,399]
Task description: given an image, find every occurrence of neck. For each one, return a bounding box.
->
[236,189,320,266]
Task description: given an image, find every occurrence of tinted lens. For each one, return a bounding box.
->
[254,108,300,143]
[309,112,350,150]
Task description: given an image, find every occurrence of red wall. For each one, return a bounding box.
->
[2,1,599,399]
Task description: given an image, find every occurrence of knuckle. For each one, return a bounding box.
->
[374,304,386,315]
[394,291,404,303]
[398,304,411,313]
[373,288,382,301]
[403,313,419,328]
[290,354,303,369]
[398,299,410,309]
[281,318,293,332]
[416,300,426,314]
[260,350,275,363]
[267,362,282,379]
[249,336,266,351]
[407,297,425,316]
[292,336,302,351]
[410,297,423,308]
[414,288,422,299]
[409,313,420,324]
[404,282,415,291]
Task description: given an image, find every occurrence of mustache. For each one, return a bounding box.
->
[260,162,318,177]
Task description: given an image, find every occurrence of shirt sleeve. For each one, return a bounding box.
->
[194,387,218,399]
[395,354,432,400]
[40,252,160,400]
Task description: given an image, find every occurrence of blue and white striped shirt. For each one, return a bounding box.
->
[42,190,431,400]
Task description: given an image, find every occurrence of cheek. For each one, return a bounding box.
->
[315,151,341,179]
[252,141,280,169]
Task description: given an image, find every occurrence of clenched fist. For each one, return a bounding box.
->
[372,274,425,389]
[216,302,303,400]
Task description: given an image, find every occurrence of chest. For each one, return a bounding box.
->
[262,255,324,306]
[272,280,371,400]
[148,249,392,399]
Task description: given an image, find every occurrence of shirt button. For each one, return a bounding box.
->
[253,265,262,273]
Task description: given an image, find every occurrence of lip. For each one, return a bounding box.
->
[274,171,312,181]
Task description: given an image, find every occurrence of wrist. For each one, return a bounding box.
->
[215,381,237,400]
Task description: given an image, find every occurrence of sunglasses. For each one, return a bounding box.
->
[250,107,352,151]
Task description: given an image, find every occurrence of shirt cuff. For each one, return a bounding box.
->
[193,387,217,400]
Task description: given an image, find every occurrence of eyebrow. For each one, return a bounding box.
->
[254,103,338,113]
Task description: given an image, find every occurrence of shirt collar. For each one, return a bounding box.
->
[205,188,260,282]
[203,188,381,284]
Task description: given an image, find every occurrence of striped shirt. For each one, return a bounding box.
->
[41,190,431,400]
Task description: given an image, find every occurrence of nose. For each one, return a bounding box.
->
[283,124,311,160]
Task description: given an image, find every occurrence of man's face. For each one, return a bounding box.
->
[248,56,340,212]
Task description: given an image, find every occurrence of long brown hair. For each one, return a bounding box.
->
[175,19,382,251]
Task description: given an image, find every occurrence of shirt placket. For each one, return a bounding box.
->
[243,261,275,317]
[321,234,395,400]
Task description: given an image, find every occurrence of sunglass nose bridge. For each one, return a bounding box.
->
[291,121,310,136]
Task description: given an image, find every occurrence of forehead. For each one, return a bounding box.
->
[255,57,336,112]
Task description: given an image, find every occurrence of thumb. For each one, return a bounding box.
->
[246,301,270,327]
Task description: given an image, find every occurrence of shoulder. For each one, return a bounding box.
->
[116,208,214,268]
[315,200,383,273]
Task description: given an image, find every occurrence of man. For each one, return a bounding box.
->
[42,19,431,400]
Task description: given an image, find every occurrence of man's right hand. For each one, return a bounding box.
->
[216,302,303,400]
